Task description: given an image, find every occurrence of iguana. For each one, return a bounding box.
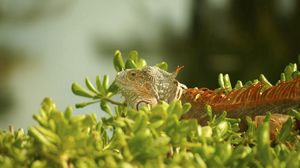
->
[115,66,300,132]
[115,66,187,109]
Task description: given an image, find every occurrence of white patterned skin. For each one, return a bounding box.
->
[115,66,186,109]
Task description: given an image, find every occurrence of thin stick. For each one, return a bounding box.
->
[94,95,127,106]
[102,97,127,106]
[8,125,14,134]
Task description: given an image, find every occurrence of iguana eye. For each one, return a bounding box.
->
[127,70,137,80]
[130,72,136,76]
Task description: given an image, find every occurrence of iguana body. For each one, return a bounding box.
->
[115,66,299,130]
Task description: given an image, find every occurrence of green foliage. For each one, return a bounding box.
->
[217,60,300,93]
[217,73,232,93]
[1,50,300,168]
[1,97,299,168]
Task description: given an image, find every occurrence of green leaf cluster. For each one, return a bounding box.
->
[1,98,299,168]
[216,62,300,93]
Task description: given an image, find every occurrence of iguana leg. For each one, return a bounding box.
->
[254,114,290,140]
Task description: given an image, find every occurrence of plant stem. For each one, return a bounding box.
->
[95,95,126,106]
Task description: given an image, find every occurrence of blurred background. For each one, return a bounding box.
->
[0,0,299,129]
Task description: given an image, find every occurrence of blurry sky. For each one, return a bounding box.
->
[0,0,190,129]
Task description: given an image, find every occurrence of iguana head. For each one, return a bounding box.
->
[115,66,186,109]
